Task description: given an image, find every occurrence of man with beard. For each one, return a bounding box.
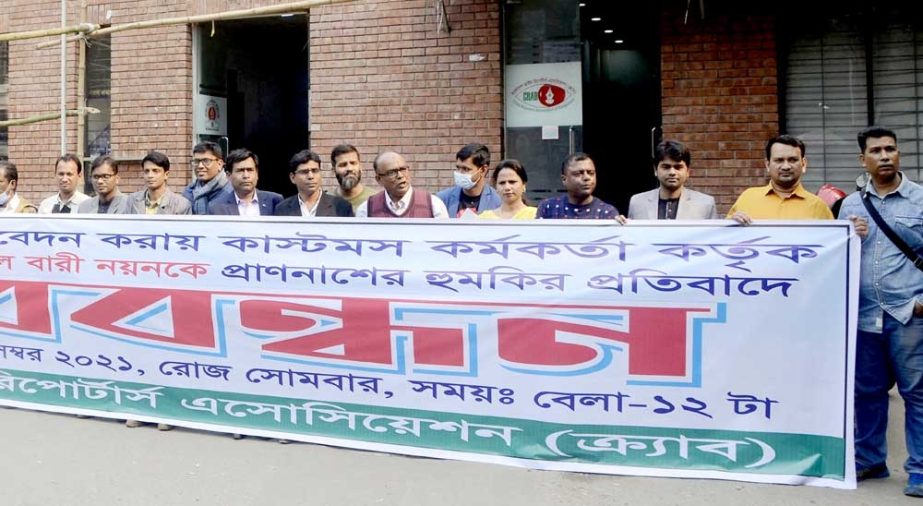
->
[839,126,923,497]
[535,153,621,220]
[728,135,832,223]
[328,144,376,212]
[628,140,717,220]
[274,149,354,217]
[183,141,231,214]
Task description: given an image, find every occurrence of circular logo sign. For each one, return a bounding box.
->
[511,78,577,112]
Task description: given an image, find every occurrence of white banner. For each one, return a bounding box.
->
[0,216,858,488]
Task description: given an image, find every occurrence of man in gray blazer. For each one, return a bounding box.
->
[78,155,131,214]
[126,151,191,215]
[208,148,282,216]
[627,140,718,220]
[274,149,354,217]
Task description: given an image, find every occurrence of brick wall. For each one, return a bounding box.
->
[660,9,779,213]
[8,0,82,203]
[310,0,503,193]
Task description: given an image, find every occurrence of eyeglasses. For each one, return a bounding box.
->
[92,174,115,181]
[376,166,409,179]
[190,158,219,167]
[294,168,321,176]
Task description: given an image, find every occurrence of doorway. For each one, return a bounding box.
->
[195,15,309,196]
[504,0,660,213]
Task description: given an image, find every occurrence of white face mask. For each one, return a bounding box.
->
[0,190,11,207]
[454,171,478,190]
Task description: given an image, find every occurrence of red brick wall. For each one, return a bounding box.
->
[108,0,194,195]
[8,0,82,203]
[309,0,503,193]
[660,10,779,213]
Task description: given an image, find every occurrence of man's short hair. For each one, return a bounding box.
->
[90,155,119,175]
[858,126,898,152]
[654,140,691,166]
[0,160,18,183]
[226,148,259,172]
[765,135,806,160]
[456,143,490,168]
[56,153,83,174]
[561,152,593,174]
[193,141,224,161]
[331,144,360,165]
[289,149,322,173]
[142,151,171,171]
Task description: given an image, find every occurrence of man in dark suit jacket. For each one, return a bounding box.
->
[207,148,282,216]
[274,149,354,217]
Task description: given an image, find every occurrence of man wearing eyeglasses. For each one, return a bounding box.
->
[356,151,448,218]
[77,155,131,214]
[436,143,500,218]
[38,154,91,214]
[274,149,353,217]
[182,141,231,214]
[208,148,282,216]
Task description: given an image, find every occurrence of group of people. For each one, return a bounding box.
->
[0,130,920,497]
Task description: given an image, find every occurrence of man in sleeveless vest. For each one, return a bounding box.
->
[356,151,448,218]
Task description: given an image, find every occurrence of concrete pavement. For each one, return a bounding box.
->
[0,392,917,506]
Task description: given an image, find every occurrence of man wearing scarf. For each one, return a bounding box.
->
[183,141,231,214]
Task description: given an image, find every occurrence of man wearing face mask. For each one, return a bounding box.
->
[436,143,501,218]
[0,160,37,213]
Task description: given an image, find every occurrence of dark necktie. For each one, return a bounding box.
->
[52,203,71,214]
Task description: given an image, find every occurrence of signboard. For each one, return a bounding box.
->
[0,216,857,489]
[505,62,583,128]
[194,94,227,136]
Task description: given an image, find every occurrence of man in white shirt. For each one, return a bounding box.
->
[356,151,448,218]
[38,154,91,213]
[274,149,353,217]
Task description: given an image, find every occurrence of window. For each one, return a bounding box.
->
[784,5,923,191]
[85,34,111,157]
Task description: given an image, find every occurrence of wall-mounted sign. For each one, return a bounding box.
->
[505,62,582,128]
[195,94,227,136]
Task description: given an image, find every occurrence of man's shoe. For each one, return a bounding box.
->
[156,423,173,431]
[856,463,890,481]
[124,419,143,428]
[905,473,923,497]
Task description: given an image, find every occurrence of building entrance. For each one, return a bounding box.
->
[504,0,660,213]
[194,15,309,197]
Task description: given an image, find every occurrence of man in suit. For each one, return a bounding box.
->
[78,155,131,214]
[628,140,718,220]
[208,148,282,216]
[126,151,191,215]
[275,149,354,217]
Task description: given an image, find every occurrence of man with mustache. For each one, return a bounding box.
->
[628,140,718,220]
[728,135,833,223]
[38,154,91,214]
[535,152,621,220]
[329,144,376,212]
[838,126,923,497]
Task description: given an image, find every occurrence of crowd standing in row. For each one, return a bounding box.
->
[0,128,920,497]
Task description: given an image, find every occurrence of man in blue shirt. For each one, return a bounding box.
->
[536,152,624,221]
[436,143,501,218]
[840,126,923,497]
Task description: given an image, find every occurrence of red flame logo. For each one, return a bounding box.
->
[538,84,566,107]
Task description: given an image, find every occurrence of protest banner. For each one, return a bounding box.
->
[0,215,858,488]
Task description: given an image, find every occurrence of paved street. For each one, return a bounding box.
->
[0,392,917,506]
